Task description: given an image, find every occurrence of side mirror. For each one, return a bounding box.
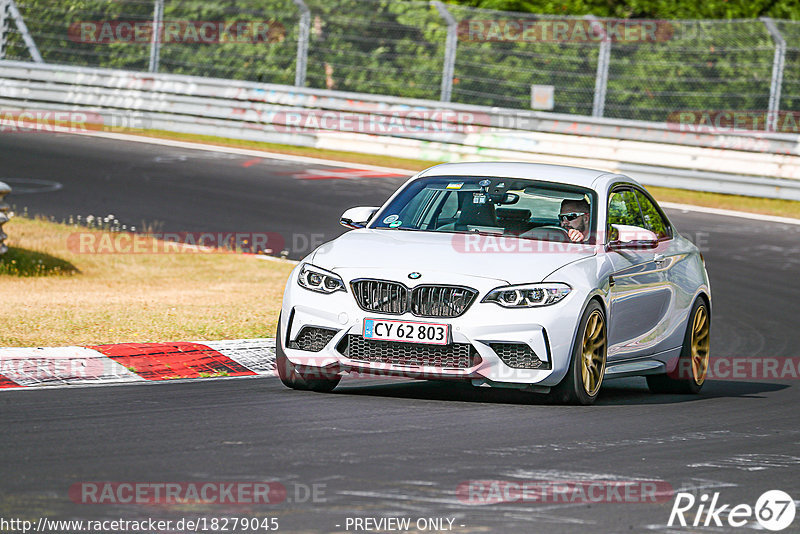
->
[608,224,658,250]
[340,206,379,229]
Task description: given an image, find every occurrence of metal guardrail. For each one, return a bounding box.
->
[0,181,10,256]
[1,60,800,200]
[1,60,798,154]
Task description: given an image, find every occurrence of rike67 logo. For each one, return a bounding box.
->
[668,490,796,531]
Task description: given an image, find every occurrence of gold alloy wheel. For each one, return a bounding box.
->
[691,305,710,385]
[581,310,607,396]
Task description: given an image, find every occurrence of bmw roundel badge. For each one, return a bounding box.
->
[408,272,422,280]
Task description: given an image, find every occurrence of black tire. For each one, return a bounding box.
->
[550,300,607,405]
[647,298,710,394]
[275,315,341,393]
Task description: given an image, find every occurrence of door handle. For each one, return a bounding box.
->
[608,275,615,288]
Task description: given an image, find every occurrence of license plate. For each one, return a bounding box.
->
[363,318,450,346]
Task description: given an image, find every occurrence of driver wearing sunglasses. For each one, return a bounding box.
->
[559,199,590,243]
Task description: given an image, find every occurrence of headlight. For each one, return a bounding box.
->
[482,283,571,308]
[297,263,345,294]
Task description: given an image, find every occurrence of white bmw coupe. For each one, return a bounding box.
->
[276,162,711,404]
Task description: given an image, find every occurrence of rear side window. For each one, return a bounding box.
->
[634,190,670,239]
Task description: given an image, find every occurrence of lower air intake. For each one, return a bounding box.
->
[340,335,478,369]
[490,343,549,369]
[290,327,338,352]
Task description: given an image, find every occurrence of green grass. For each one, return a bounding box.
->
[0,246,79,276]
[199,371,230,378]
[646,186,800,219]
[0,216,293,346]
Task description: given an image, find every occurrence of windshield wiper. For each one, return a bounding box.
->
[445,229,506,238]
[376,226,423,232]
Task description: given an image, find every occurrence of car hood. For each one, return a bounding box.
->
[310,229,596,285]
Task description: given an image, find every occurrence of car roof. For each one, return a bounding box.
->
[416,162,634,191]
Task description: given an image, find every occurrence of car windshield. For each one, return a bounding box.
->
[371,176,596,243]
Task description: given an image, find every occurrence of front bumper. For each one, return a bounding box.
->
[280,271,588,389]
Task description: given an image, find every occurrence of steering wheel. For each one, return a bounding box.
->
[521,225,571,242]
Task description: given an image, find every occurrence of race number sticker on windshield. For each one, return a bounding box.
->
[363,318,450,346]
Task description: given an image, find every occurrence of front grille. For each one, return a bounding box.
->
[290,326,338,352]
[340,335,478,369]
[411,285,477,318]
[350,279,477,318]
[351,279,407,315]
[490,343,550,369]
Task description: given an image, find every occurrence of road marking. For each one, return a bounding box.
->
[688,453,800,471]
[296,168,407,180]
[0,177,63,194]
[70,130,416,176]
[241,157,262,168]
[661,201,800,225]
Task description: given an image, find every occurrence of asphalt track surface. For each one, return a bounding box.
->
[2,133,800,533]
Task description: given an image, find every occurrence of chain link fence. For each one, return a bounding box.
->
[0,181,10,256]
[777,20,800,113]
[1,0,798,130]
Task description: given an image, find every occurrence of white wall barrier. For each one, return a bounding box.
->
[2,60,800,200]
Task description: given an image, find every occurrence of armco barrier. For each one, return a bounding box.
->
[0,181,10,256]
[2,60,800,200]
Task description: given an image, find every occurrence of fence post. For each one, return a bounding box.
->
[0,0,9,60]
[587,15,610,118]
[8,1,42,62]
[433,1,457,103]
[293,0,310,87]
[148,0,164,73]
[0,182,11,256]
[762,17,786,133]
